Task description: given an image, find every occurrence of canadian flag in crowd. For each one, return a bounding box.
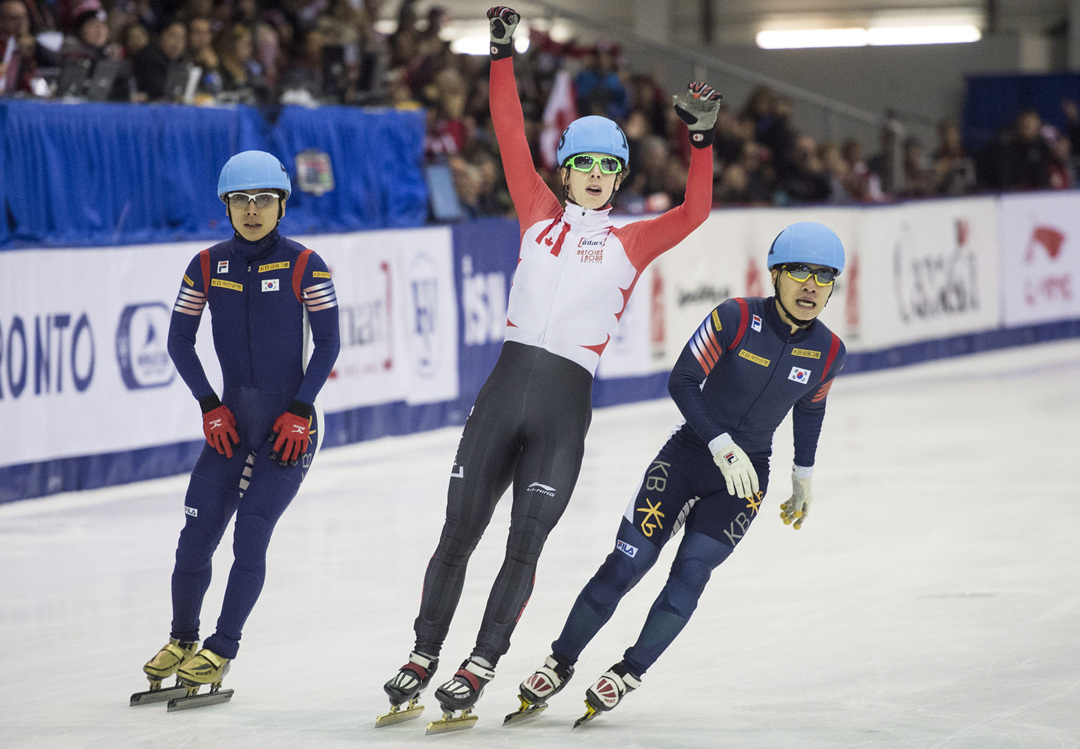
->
[539,70,578,171]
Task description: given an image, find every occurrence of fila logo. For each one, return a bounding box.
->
[751,314,762,332]
[217,260,229,274]
[184,506,198,517]
[788,366,811,384]
[527,482,556,497]
[616,539,638,558]
[262,279,280,292]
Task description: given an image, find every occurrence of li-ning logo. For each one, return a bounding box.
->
[616,539,638,558]
[184,506,198,517]
[527,482,556,497]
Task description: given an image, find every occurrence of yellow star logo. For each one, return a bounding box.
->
[636,498,665,537]
[745,492,762,515]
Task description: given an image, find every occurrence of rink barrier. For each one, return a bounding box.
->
[2,195,1078,503]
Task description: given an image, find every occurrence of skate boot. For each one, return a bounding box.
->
[129,638,198,706]
[375,651,439,727]
[504,653,574,725]
[426,658,495,734]
[166,647,235,712]
[573,661,641,728]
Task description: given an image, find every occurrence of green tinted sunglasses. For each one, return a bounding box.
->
[566,154,623,175]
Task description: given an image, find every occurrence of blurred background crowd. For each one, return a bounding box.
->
[4,0,1080,220]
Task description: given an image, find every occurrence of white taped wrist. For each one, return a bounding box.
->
[709,432,734,456]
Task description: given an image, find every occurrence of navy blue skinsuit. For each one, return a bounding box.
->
[551,296,845,678]
[166,228,339,659]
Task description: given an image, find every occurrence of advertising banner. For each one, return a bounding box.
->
[0,242,217,468]
[309,228,458,411]
[998,192,1080,326]
[857,198,1000,349]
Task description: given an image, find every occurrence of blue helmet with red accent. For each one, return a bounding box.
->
[217,150,292,202]
[767,222,845,274]
[556,116,629,168]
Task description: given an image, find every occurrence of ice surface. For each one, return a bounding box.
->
[2,340,1078,748]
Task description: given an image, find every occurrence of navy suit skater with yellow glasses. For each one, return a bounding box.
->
[512,222,847,726]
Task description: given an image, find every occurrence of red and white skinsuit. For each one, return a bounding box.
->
[408,54,716,669]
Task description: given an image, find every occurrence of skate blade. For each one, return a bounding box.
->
[425,709,478,734]
[166,688,234,712]
[129,685,188,706]
[375,701,424,727]
[572,702,599,730]
[503,697,547,725]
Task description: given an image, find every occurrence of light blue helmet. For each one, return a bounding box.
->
[556,116,630,168]
[767,222,845,274]
[217,150,292,202]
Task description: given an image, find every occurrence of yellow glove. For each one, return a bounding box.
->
[779,466,813,529]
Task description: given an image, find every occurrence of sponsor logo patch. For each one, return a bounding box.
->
[262,279,280,292]
[217,260,229,274]
[211,278,243,291]
[636,497,665,537]
[577,247,604,263]
[183,274,194,287]
[788,366,811,384]
[313,270,332,279]
[616,540,638,558]
[792,348,821,359]
[527,482,556,497]
[258,261,289,273]
[184,506,198,517]
[711,309,722,332]
[751,314,762,332]
[739,349,770,367]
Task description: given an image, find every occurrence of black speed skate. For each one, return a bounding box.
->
[573,661,641,729]
[426,658,495,734]
[504,653,574,725]
[375,651,438,727]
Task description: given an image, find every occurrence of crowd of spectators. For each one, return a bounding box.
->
[3,0,1079,219]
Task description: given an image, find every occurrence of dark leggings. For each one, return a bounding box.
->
[413,342,593,666]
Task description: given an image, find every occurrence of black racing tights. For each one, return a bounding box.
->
[413,342,593,667]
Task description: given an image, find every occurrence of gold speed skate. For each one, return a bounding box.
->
[166,647,235,712]
[129,638,198,706]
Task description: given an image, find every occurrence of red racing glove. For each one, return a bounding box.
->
[269,400,313,466]
[199,395,239,459]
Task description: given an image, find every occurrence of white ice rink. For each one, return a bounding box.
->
[2,340,1078,749]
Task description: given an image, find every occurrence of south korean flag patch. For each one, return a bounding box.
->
[788,366,811,384]
[261,279,280,292]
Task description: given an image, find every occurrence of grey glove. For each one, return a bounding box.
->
[673,82,723,147]
[487,6,520,57]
